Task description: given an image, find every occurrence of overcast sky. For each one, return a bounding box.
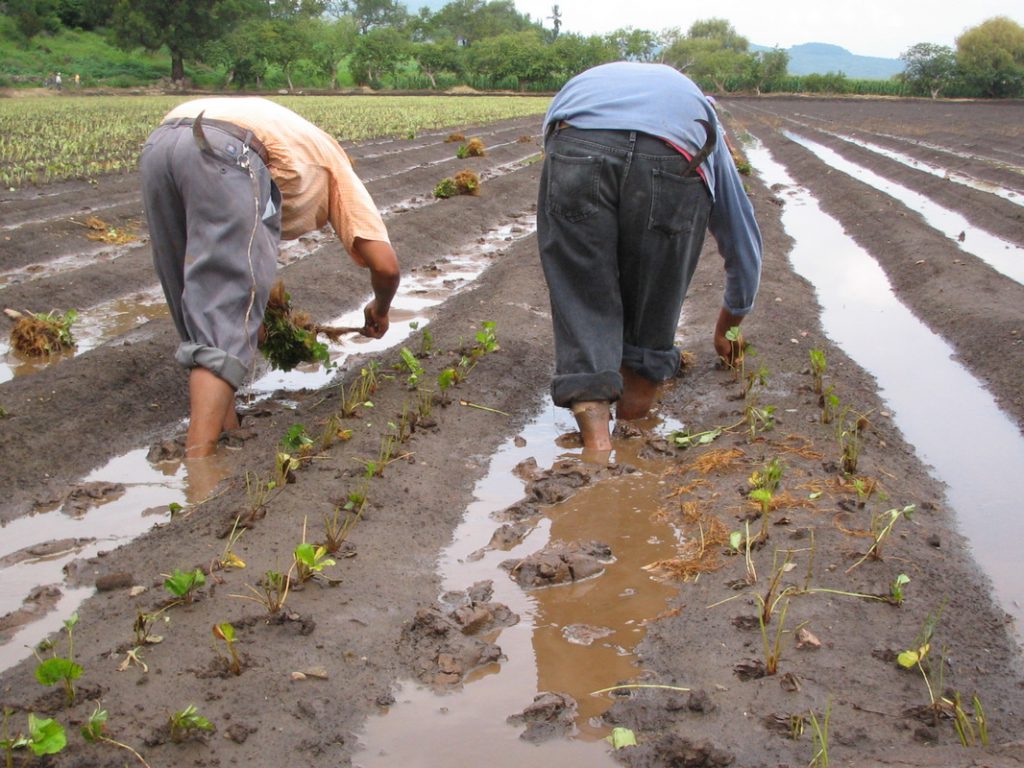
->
[510,0,1022,59]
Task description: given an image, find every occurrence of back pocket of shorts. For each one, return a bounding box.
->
[649,168,709,237]
[546,153,601,222]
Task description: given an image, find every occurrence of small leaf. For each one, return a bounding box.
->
[729,531,743,551]
[606,727,638,749]
[35,658,83,686]
[897,650,919,669]
[28,715,67,756]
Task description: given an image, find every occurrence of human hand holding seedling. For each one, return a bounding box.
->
[714,308,745,366]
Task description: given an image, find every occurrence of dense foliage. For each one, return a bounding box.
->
[0,1,1020,97]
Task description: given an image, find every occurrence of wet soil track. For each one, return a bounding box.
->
[1,100,1023,767]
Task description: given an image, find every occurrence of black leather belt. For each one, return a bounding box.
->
[164,115,270,167]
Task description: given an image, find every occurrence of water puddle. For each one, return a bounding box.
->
[748,136,1024,626]
[356,404,687,767]
[819,131,1024,206]
[0,449,192,671]
[784,131,1024,284]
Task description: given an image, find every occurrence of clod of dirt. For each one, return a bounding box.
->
[0,538,94,569]
[41,481,126,517]
[795,627,821,649]
[0,584,62,634]
[733,659,767,680]
[500,540,613,589]
[561,623,613,646]
[225,722,256,744]
[615,734,734,768]
[398,606,502,687]
[506,691,578,743]
[497,458,638,521]
[487,522,532,550]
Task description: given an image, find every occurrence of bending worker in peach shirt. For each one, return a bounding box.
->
[141,97,400,458]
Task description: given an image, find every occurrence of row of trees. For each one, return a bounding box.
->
[4,0,1023,97]
[900,16,1024,98]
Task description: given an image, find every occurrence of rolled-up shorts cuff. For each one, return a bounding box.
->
[175,343,247,390]
[551,370,622,408]
[622,343,680,383]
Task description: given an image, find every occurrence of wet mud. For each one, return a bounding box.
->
[1,101,1023,768]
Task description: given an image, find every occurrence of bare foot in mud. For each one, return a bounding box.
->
[570,400,612,451]
[183,451,231,504]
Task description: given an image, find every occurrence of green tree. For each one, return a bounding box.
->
[548,33,617,79]
[350,25,408,84]
[412,38,462,88]
[426,0,537,46]
[604,26,661,62]
[334,0,407,34]
[204,18,272,88]
[56,0,114,30]
[6,0,60,41]
[900,43,957,98]
[308,16,359,87]
[111,0,259,83]
[463,29,549,87]
[662,17,753,92]
[956,16,1024,97]
[745,47,789,93]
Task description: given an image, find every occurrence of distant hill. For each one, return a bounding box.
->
[753,42,904,80]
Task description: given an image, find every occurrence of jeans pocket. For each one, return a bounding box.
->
[649,168,710,237]
[546,153,601,222]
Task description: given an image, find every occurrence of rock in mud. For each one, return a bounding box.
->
[506,692,578,743]
[487,521,532,550]
[501,540,613,589]
[616,734,734,767]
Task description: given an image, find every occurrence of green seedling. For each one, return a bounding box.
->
[723,325,745,379]
[162,568,206,604]
[82,703,151,767]
[745,362,769,397]
[216,516,246,571]
[757,550,794,625]
[9,308,78,356]
[433,177,457,198]
[294,542,336,583]
[746,402,776,440]
[324,488,365,553]
[409,321,434,356]
[808,699,831,767]
[726,520,757,585]
[758,596,791,675]
[474,321,499,355]
[234,568,291,615]
[34,613,81,706]
[838,408,869,474]
[850,476,881,508]
[945,691,988,747]
[168,705,213,743]
[668,426,723,449]
[437,367,458,403]
[399,347,425,387]
[749,459,784,539]
[889,573,910,605]
[809,348,827,395]
[244,470,277,522]
[212,623,242,676]
[340,369,375,417]
[417,385,434,420]
[1,710,67,765]
[898,606,945,718]
[276,451,301,487]
[820,385,839,425]
[281,423,315,456]
[845,504,915,573]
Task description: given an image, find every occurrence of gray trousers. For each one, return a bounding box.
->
[140,121,281,389]
[537,127,712,407]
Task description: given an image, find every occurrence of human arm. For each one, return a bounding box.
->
[352,237,400,338]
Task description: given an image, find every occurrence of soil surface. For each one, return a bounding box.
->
[1,98,1023,768]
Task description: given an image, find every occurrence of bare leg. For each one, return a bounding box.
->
[571,400,612,451]
[185,367,236,458]
[616,367,660,421]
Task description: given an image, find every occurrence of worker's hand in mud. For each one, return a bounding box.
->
[714,328,741,366]
[361,300,390,339]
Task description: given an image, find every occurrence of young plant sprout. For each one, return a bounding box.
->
[808,699,831,768]
[324,491,364,554]
[399,347,425,387]
[820,385,839,425]
[281,423,315,457]
[808,348,827,394]
[294,542,336,583]
[82,703,151,767]
[168,705,214,743]
[845,504,915,573]
[889,573,911,605]
[33,613,81,707]
[1,709,67,763]
[212,623,242,676]
[162,568,206,604]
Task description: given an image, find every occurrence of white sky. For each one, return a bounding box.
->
[511,0,1023,59]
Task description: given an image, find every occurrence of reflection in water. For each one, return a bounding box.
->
[356,405,687,767]
[748,136,1024,627]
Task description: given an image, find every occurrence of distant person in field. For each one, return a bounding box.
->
[54,72,62,90]
[538,62,762,457]
[74,73,80,88]
[140,97,400,459]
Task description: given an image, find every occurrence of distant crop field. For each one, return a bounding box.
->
[0,94,550,188]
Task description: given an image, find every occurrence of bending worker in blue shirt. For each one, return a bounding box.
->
[538,62,763,456]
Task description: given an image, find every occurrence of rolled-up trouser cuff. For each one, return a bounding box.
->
[175,343,247,390]
[551,370,622,408]
[622,343,680,383]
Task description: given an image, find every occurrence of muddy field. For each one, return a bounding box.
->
[1,97,1023,767]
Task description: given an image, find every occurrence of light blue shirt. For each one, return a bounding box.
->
[544,62,763,315]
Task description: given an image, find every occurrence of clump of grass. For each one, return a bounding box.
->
[433,177,458,199]
[445,132,465,143]
[7,308,77,356]
[456,138,486,157]
[454,169,481,195]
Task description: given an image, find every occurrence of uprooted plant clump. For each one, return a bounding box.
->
[259,280,360,371]
[5,308,78,357]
